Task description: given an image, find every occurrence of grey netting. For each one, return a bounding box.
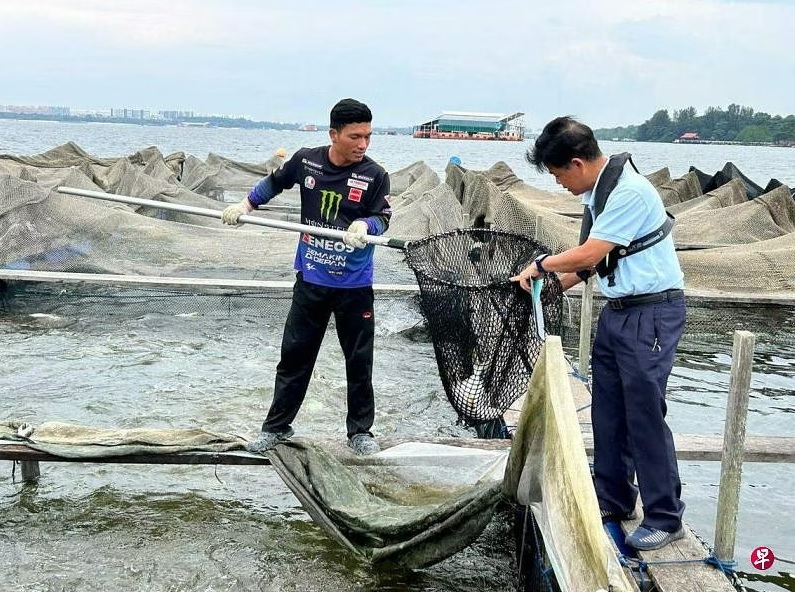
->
[0,144,414,284]
[655,170,704,206]
[0,173,300,279]
[439,158,795,347]
[673,183,795,247]
[691,161,768,198]
[482,161,584,217]
[267,440,506,569]
[468,159,795,300]
[403,228,563,423]
[645,166,672,187]
[666,177,746,216]
[0,421,506,570]
[180,151,285,199]
[389,160,441,196]
[3,141,792,335]
[388,178,465,240]
[1,420,246,457]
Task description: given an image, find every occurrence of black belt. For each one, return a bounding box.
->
[607,289,684,310]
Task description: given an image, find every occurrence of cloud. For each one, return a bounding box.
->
[1,0,793,127]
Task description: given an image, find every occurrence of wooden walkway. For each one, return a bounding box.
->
[3,431,793,471]
[612,511,739,592]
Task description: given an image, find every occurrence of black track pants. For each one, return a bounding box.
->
[262,274,375,438]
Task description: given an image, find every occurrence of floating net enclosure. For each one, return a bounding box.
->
[404,228,563,423]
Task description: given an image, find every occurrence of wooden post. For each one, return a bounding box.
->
[577,279,594,378]
[20,460,40,482]
[714,330,755,563]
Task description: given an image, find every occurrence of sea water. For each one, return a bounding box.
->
[1,119,793,592]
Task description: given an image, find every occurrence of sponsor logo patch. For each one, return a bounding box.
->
[319,190,343,221]
[301,158,323,170]
[348,188,362,202]
[347,178,369,190]
[304,175,315,189]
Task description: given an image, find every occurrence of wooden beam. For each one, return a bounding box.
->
[0,444,272,466]
[2,433,794,468]
[580,433,795,463]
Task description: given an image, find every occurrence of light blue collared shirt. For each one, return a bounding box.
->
[582,161,684,299]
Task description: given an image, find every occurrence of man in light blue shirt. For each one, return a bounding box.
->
[512,116,686,551]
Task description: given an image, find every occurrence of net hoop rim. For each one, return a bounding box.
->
[404,227,544,290]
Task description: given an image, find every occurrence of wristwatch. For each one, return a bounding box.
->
[534,254,550,274]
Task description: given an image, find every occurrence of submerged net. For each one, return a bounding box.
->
[404,228,564,423]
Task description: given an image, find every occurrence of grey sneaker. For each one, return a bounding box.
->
[247,427,294,454]
[348,433,380,455]
[625,525,685,551]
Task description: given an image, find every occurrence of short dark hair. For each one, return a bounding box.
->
[329,98,372,131]
[526,116,602,172]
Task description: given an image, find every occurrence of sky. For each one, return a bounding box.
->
[2,0,794,130]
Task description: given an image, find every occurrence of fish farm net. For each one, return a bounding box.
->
[2,142,793,586]
[403,228,563,424]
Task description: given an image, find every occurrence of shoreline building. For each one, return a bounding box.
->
[413,111,525,141]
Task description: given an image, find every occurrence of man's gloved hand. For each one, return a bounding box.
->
[343,220,369,249]
[221,199,253,225]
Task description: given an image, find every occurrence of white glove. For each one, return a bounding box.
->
[343,220,369,249]
[221,199,253,225]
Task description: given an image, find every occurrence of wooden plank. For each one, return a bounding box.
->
[0,443,272,465]
[620,512,736,592]
[0,437,512,467]
[5,431,791,466]
[579,433,795,463]
[4,269,794,304]
[509,375,795,463]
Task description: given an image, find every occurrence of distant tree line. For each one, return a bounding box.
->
[594,104,795,145]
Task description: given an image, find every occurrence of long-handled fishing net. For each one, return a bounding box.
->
[403,228,563,424]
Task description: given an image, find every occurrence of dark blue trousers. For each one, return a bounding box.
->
[591,298,686,532]
[262,274,376,439]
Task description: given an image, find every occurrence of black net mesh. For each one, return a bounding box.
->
[403,228,563,423]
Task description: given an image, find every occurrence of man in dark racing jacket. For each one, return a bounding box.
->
[222,98,391,455]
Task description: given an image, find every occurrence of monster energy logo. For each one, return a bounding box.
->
[319,190,343,221]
